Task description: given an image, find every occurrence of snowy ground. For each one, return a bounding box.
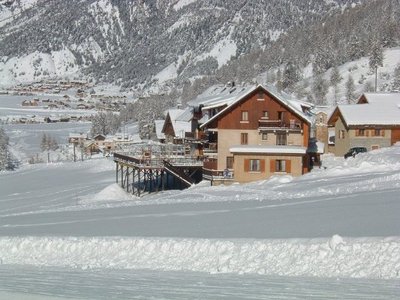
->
[1,142,400,298]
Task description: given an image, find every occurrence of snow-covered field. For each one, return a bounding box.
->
[1,138,400,298]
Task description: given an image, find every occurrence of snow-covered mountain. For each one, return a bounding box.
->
[0,0,363,91]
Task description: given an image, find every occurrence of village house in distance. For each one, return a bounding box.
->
[328,93,400,156]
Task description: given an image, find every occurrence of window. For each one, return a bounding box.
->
[250,159,261,172]
[241,133,248,145]
[270,159,291,173]
[241,111,249,122]
[262,133,268,140]
[339,130,345,139]
[276,132,287,145]
[275,160,286,172]
[226,156,234,169]
[373,129,384,136]
[261,111,269,119]
[257,91,264,101]
[356,129,365,136]
[278,111,285,121]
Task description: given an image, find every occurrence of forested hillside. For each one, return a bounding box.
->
[1,0,363,91]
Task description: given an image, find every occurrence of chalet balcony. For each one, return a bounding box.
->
[203,142,218,156]
[258,118,302,132]
[203,158,234,183]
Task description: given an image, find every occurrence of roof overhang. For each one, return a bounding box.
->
[230,145,307,155]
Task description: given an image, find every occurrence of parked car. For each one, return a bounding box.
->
[344,147,367,159]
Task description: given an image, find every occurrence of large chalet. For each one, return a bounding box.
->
[163,83,314,184]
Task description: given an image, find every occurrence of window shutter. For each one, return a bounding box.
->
[244,159,250,172]
[260,159,265,172]
[286,160,292,173]
[366,130,369,137]
[381,129,385,137]
[270,159,275,173]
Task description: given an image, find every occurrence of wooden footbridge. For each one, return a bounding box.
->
[113,144,203,197]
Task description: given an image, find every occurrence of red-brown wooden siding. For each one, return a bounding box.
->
[392,129,400,145]
[217,89,305,132]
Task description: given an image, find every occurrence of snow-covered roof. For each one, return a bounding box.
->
[187,84,254,108]
[175,107,193,122]
[166,108,192,137]
[335,101,400,126]
[360,93,400,105]
[328,93,400,126]
[69,133,87,138]
[199,84,312,128]
[230,145,307,155]
[167,108,186,121]
[154,120,166,140]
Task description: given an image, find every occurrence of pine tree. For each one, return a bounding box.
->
[40,133,48,151]
[345,75,356,104]
[0,127,17,171]
[50,137,59,151]
[391,64,400,92]
[363,81,375,93]
[369,39,384,92]
[312,75,328,105]
[276,68,283,92]
[282,62,300,90]
[330,66,342,104]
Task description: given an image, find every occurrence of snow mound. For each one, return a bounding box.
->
[79,183,135,204]
[1,236,399,279]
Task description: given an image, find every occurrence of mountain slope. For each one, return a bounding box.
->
[0,0,361,90]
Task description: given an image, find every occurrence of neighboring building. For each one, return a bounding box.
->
[327,93,400,156]
[162,108,192,144]
[84,141,101,155]
[197,84,312,184]
[312,106,334,154]
[68,133,89,144]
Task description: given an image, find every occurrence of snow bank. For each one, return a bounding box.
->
[79,183,136,204]
[1,235,399,279]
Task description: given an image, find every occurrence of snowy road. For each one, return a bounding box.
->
[0,266,399,300]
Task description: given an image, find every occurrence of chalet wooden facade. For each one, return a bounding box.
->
[328,93,400,156]
[197,84,312,184]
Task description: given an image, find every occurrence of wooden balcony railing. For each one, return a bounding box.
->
[258,119,302,131]
[203,168,234,181]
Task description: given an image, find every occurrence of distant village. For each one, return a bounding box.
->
[2,79,129,124]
